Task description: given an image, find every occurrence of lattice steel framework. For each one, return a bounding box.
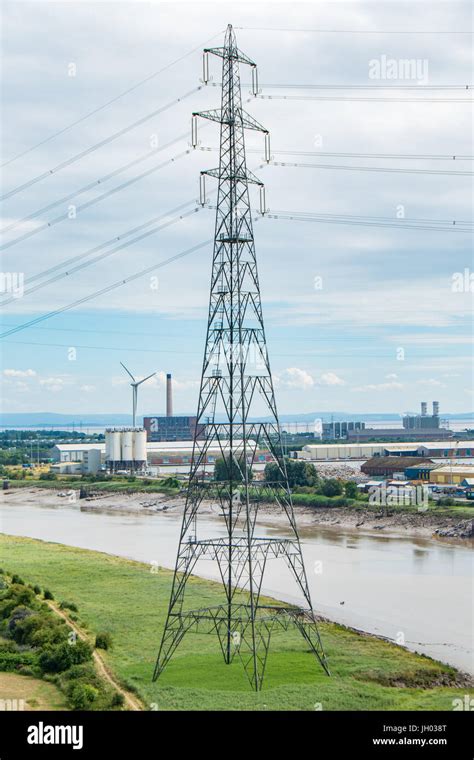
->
[153,24,329,691]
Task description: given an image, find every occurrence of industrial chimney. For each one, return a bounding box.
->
[166,373,173,417]
[421,401,427,416]
[433,401,439,417]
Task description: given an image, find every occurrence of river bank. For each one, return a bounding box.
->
[4,487,473,541]
[0,533,472,710]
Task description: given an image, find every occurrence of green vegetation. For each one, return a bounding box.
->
[214,455,253,483]
[264,459,319,488]
[0,534,471,711]
[0,570,121,710]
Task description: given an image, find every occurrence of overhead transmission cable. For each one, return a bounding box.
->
[200,145,473,162]
[0,239,212,340]
[234,26,473,34]
[255,93,472,103]
[1,30,224,168]
[0,204,201,307]
[262,210,473,233]
[268,159,473,177]
[1,87,203,202]
[0,146,193,251]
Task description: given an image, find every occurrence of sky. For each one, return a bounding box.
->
[0,0,472,419]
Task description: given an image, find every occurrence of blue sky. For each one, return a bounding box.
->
[1,1,472,417]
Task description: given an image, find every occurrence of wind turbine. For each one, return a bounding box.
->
[120,363,156,427]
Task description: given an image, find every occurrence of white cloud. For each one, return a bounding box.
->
[3,368,36,377]
[79,385,95,392]
[277,367,314,389]
[39,377,65,392]
[416,378,446,388]
[318,372,345,386]
[352,381,404,392]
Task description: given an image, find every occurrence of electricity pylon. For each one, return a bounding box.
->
[153,24,329,691]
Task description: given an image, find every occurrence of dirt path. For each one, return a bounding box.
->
[46,601,143,711]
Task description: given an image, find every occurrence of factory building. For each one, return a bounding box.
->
[321,421,366,439]
[143,372,206,442]
[296,441,472,462]
[429,464,474,485]
[361,457,435,479]
[403,401,440,430]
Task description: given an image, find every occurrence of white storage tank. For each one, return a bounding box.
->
[122,429,134,463]
[105,430,111,461]
[110,430,122,462]
[133,429,147,464]
[87,448,101,474]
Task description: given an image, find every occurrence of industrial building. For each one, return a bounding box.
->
[143,372,206,442]
[296,440,472,461]
[345,402,452,442]
[104,428,147,472]
[51,439,272,475]
[403,401,441,430]
[428,464,474,485]
[361,457,435,479]
[321,421,366,439]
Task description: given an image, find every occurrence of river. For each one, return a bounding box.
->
[0,499,472,673]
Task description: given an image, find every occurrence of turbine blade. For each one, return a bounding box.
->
[120,362,135,382]
[136,372,157,386]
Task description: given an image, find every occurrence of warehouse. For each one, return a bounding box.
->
[297,440,472,462]
[361,457,434,478]
[429,464,474,485]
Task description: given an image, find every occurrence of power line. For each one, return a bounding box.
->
[0,239,212,340]
[0,132,190,238]
[256,83,473,91]
[235,26,473,34]
[0,200,197,295]
[0,147,192,251]
[1,30,224,168]
[263,211,473,233]
[256,93,473,103]
[269,159,473,176]
[270,209,473,226]
[1,87,202,202]
[0,205,201,307]
[201,145,473,161]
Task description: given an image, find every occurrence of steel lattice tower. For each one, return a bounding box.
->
[153,24,330,691]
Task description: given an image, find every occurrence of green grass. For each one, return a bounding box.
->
[8,479,180,495]
[0,534,471,711]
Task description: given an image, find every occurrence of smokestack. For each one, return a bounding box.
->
[421,402,427,416]
[166,373,173,417]
[433,401,439,417]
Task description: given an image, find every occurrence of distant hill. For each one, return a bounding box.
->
[1,410,473,428]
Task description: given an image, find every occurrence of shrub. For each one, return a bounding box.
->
[344,481,359,499]
[7,606,34,635]
[67,682,98,710]
[320,478,344,497]
[95,632,112,650]
[43,589,54,600]
[33,585,42,595]
[39,640,92,674]
[59,601,78,613]
[0,650,37,672]
[111,692,124,708]
[39,472,57,481]
[11,575,24,585]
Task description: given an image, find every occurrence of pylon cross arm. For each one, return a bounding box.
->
[204,46,256,68]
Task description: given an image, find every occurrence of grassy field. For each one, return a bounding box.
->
[0,534,471,711]
[0,672,68,710]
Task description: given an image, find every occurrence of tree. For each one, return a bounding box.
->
[264,459,318,488]
[344,481,358,499]
[213,455,252,483]
[320,478,344,497]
